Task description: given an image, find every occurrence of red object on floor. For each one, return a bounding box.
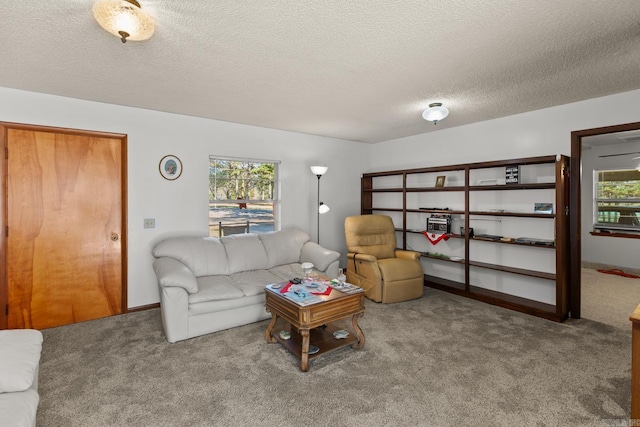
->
[597,269,640,279]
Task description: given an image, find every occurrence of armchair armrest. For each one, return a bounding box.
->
[395,249,420,261]
[152,257,199,294]
[347,252,377,263]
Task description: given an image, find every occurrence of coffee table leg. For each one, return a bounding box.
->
[351,312,365,350]
[300,329,310,372]
[265,312,277,343]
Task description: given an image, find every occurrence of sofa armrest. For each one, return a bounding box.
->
[300,242,340,272]
[153,257,199,294]
[395,249,420,261]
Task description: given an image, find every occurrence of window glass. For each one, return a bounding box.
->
[209,157,279,237]
[593,169,640,232]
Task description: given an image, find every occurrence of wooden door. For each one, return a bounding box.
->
[1,124,127,329]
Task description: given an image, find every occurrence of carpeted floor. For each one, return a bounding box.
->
[582,267,640,331]
[37,287,631,427]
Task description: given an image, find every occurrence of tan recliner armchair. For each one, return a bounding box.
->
[345,215,424,303]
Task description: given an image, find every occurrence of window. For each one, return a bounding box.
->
[209,156,279,237]
[593,168,640,232]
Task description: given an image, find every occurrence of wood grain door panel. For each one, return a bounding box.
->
[6,127,125,329]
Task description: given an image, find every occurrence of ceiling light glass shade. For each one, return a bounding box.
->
[93,0,155,43]
[422,103,449,124]
[318,202,330,214]
[310,165,328,176]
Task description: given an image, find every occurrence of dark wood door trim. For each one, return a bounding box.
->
[0,121,128,329]
[569,121,640,319]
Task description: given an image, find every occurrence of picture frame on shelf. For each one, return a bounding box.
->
[505,165,520,184]
[534,203,553,214]
[159,155,183,180]
[435,175,446,187]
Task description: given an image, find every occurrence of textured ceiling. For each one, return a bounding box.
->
[1,1,640,143]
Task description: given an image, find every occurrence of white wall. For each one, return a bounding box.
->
[370,90,640,171]
[0,87,369,308]
[581,141,640,269]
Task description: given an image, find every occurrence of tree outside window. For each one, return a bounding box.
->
[209,157,279,237]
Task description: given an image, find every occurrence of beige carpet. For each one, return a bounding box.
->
[582,267,640,330]
[37,288,631,427]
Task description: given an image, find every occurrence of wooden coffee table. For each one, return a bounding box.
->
[264,284,365,372]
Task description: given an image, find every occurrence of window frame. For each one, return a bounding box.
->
[208,155,280,236]
[592,168,640,233]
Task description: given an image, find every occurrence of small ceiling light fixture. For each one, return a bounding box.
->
[93,0,155,43]
[422,103,449,125]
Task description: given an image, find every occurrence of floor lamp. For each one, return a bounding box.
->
[310,165,330,243]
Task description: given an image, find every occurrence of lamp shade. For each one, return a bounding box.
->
[318,202,330,214]
[93,0,155,43]
[310,165,328,176]
[422,103,449,124]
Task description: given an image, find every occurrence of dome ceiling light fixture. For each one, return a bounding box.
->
[93,0,155,43]
[422,102,449,125]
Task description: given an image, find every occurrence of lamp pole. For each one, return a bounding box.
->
[310,165,328,244]
[316,174,321,243]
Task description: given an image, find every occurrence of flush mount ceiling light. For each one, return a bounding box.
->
[93,0,155,43]
[422,103,449,125]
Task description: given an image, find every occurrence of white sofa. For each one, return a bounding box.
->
[0,329,43,427]
[152,228,340,343]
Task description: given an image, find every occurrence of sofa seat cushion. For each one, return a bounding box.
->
[221,234,269,274]
[230,270,282,296]
[189,293,265,316]
[269,264,306,282]
[0,329,43,393]
[189,276,243,304]
[0,388,39,427]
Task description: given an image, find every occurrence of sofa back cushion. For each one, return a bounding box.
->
[259,228,310,268]
[152,237,230,277]
[221,233,269,274]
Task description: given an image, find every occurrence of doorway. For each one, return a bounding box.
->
[0,123,128,329]
[569,121,640,319]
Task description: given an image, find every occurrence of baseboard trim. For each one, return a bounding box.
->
[126,302,160,313]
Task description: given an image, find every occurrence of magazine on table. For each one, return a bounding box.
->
[329,280,365,294]
[265,283,324,306]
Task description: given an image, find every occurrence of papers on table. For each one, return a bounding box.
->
[329,280,365,294]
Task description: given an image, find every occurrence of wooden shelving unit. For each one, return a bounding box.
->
[361,155,570,321]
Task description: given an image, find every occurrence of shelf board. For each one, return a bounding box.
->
[370,207,404,212]
[424,276,563,322]
[470,211,555,218]
[406,186,466,192]
[364,188,403,193]
[468,286,563,321]
[408,208,465,215]
[468,260,555,280]
[470,237,555,249]
[423,275,466,292]
[469,183,555,191]
[419,252,465,263]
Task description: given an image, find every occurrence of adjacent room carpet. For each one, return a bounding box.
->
[37,288,630,427]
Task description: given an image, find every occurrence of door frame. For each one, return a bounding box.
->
[569,121,640,318]
[0,122,128,329]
